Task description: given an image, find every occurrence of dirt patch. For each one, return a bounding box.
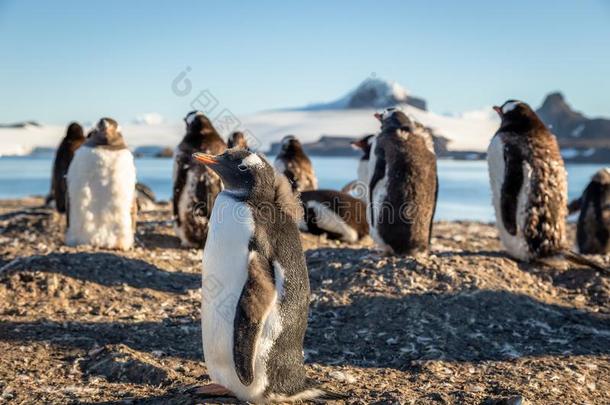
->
[0,198,608,404]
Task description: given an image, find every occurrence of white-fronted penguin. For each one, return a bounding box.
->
[273,135,318,192]
[342,134,375,201]
[65,118,137,250]
[172,111,226,247]
[191,149,344,403]
[227,131,250,150]
[299,189,369,242]
[368,108,438,255]
[47,122,85,212]
[488,100,607,271]
[568,168,610,255]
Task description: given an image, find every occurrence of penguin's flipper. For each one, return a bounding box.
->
[233,251,276,386]
[500,144,524,236]
[567,197,582,215]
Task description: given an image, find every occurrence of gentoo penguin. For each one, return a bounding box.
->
[273,135,318,192]
[47,122,85,212]
[299,189,369,242]
[488,100,607,271]
[65,118,137,250]
[568,168,610,254]
[367,108,438,255]
[342,134,375,201]
[172,111,226,247]
[227,131,250,150]
[192,149,341,403]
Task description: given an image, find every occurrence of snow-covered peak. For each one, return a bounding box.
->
[301,77,427,111]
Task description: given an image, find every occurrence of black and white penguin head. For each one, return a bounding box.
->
[228,131,249,149]
[493,100,546,132]
[65,122,85,141]
[193,149,274,195]
[86,118,125,147]
[374,108,414,131]
[351,134,375,160]
[184,110,216,134]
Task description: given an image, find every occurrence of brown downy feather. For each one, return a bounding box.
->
[273,172,303,222]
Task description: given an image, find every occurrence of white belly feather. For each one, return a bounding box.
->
[201,192,283,401]
[487,134,532,260]
[65,146,136,250]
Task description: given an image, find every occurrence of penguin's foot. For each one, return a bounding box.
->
[191,383,234,398]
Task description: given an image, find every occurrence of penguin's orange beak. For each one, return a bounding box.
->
[192,152,219,165]
[493,106,503,117]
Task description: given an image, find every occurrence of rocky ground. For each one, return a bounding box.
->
[0,198,608,405]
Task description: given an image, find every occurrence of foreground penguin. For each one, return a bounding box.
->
[172,111,226,247]
[47,122,85,212]
[300,189,368,242]
[568,168,610,254]
[227,131,250,150]
[192,149,342,403]
[342,134,375,201]
[488,100,606,271]
[65,118,137,250]
[368,109,438,255]
[274,135,318,192]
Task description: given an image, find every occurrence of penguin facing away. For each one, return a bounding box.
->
[368,108,438,255]
[273,135,318,192]
[342,134,375,201]
[48,122,85,212]
[172,111,227,247]
[488,100,607,271]
[227,131,250,150]
[65,118,137,251]
[299,189,369,242]
[192,149,341,403]
[569,168,610,254]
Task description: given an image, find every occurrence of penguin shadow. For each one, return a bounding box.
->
[10,252,200,293]
[434,249,509,259]
[0,319,202,361]
[136,232,183,250]
[305,289,610,370]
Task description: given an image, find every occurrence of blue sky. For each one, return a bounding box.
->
[1,0,609,124]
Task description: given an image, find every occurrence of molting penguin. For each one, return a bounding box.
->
[172,111,227,247]
[299,189,369,242]
[48,122,85,212]
[273,135,318,192]
[368,109,438,255]
[192,149,341,403]
[488,100,607,271]
[65,118,137,250]
[227,131,250,150]
[569,168,610,254]
[342,134,375,201]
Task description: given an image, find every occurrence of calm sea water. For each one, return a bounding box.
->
[0,156,602,221]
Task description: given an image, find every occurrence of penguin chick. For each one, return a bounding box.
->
[172,111,227,248]
[192,149,343,403]
[368,109,438,255]
[227,131,250,150]
[65,118,137,250]
[571,168,610,254]
[300,189,368,242]
[488,100,607,272]
[274,135,318,192]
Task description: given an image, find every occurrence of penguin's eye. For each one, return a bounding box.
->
[238,163,248,171]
